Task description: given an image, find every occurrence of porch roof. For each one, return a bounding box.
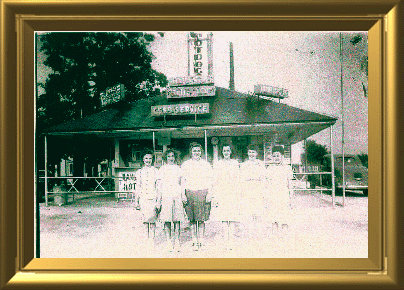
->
[45,87,337,144]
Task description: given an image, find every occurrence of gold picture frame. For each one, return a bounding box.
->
[0,0,402,288]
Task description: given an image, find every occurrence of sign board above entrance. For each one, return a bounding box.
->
[167,85,216,99]
[151,103,210,117]
[168,75,214,87]
[100,84,125,107]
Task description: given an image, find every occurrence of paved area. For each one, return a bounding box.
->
[39,192,368,258]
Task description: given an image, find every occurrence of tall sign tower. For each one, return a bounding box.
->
[166,32,215,99]
[187,32,214,80]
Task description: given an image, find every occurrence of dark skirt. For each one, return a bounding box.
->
[184,189,211,222]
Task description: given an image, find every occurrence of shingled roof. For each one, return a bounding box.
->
[46,87,337,134]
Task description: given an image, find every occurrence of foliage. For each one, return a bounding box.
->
[37,32,167,132]
[301,140,330,188]
[301,139,329,165]
[357,153,368,168]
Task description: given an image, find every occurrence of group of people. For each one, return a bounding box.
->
[133,142,294,252]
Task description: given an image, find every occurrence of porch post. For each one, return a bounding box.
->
[113,139,120,198]
[330,126,335,208]
[153,131,156,153]
[44,135,48,207]
[204,130,208,161]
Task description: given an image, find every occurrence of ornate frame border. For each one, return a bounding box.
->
[1,0,402,288]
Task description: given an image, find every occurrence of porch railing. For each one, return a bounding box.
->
[39,176,137,206]
[40,172,335,206]
[292,172,333,197]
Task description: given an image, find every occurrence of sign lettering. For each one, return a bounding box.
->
[118,171,136,192]
[151,103,210,117]
[168,75,214,87]
[167,85,215,99]
[100,84,125,106]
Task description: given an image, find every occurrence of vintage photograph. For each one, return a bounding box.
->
[35,31,368,258]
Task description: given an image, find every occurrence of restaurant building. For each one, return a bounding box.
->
[41,33,338,205]
[43,86,337,202]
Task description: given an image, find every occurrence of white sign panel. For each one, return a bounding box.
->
[254,84,289,99]
[168,75,214,87]
[151,103,210,117]
[118,170,136,192]
[167,85,216,99]
[100,84,125,107]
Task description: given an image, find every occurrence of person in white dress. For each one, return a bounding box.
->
[156,149,185,252]
[181,142,213,251]
[135,150,159,246]
[212,144,240,250]
[240,144,266,238]
[266,146,294,235]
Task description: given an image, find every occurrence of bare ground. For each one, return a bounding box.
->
[39,192,368,258]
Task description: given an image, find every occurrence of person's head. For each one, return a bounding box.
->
[142,149,154,167]
[221,143,233,160]
[189,142,203,160]
[247,144,259,161]
[271,146,284,165]
[163,149,178,165]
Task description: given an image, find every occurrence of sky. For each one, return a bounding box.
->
[149,31,368,161]
[37,31,368,162]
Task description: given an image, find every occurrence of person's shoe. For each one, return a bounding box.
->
[192,242,199,251]
[225,242,233,251]
[162,240,172,252]
[173,239,181,252]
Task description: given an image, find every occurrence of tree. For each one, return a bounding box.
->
[350,34,368,98]
[301,139,329,166]
[357,153,368,168]
[37,32,167,132]
[301,140,329,188]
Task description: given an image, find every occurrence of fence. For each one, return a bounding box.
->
[292,172,333,197]
[40,171,335,207]
[39,176,137,206]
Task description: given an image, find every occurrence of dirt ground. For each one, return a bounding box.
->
[39,192,368,258]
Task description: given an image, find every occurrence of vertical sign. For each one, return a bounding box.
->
[187,32,213,81]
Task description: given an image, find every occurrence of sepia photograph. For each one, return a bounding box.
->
[35,31,368,258]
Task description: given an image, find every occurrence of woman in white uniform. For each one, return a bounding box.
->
[267,146,294,234]
[240,144,266,238]
[212,144,240,249]
[135,150,159,246]
[181,142,213,251]
[156,149,185,252]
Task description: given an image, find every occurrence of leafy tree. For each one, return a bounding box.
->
[357,153,368,168]
[301,140,329,188]
[37,32,167,132]
[301,139,329,166]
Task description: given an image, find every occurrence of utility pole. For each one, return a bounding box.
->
[229,42,235,91]
[340,33,346,206]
